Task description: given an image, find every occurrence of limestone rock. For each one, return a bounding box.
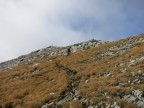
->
[0,39,105,71]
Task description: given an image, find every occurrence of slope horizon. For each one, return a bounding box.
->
[0,33,143,108]
[0,33,143,63]
[1,0,144,64]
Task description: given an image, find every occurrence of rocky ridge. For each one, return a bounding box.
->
[39,34,144,108]
[0,39,105,72]
[0,34,144,108]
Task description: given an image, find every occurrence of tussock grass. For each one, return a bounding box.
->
[0,34,143,107]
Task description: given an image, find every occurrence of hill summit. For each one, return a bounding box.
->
[0,39,105,71]
[0,34,144,108]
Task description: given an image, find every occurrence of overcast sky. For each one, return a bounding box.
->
[0,0,144,62]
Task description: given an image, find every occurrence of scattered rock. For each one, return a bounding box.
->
[120,68,127,73]
[49,92,55,95]
[0,39,105,71]
[41,102,55,108]
[111,102,120,108]
[124,90,144,108]
[85,80,89,84]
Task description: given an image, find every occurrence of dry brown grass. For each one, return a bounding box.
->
[59,34,144,105]
[61,100,83,108]
[0,60,69,108]
[118,100,137,108]
[0,34,143,107]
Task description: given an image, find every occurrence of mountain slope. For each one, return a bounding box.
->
[0,34,144,108]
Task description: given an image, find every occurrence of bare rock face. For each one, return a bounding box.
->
[124,90,144,108]
[0,39,105,72]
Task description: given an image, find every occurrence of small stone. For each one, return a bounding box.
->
[114,105,120,108]
[85,80,89,84]
[49,92,55,95]
[119,63,123,66]
[120,68,127,73]
[133,90,143,100]
[133,79,139,83]
[139,56,144,61]
[131,72,135,77]
[136,101,144,107]
[41,104,47,108]
[106,72,112,77]
[32,63,39,67]
[138,70,142,74]
[88,106,94,108]
[129,60,136,66]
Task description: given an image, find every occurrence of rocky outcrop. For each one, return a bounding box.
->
[124,90,144,108]
[93,35,144,61]
[0,39,105,72]
[41,63,82,108]
[0,34,144,108]
[1,34,144,72]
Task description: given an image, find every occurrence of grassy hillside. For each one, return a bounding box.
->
[0,34,144,108]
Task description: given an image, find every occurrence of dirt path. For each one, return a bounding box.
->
[41,62,82,108]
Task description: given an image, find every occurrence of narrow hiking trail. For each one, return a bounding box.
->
[41,62,84,108]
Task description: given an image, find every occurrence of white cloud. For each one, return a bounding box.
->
[0,0,87,62]
[0,0,143,62]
